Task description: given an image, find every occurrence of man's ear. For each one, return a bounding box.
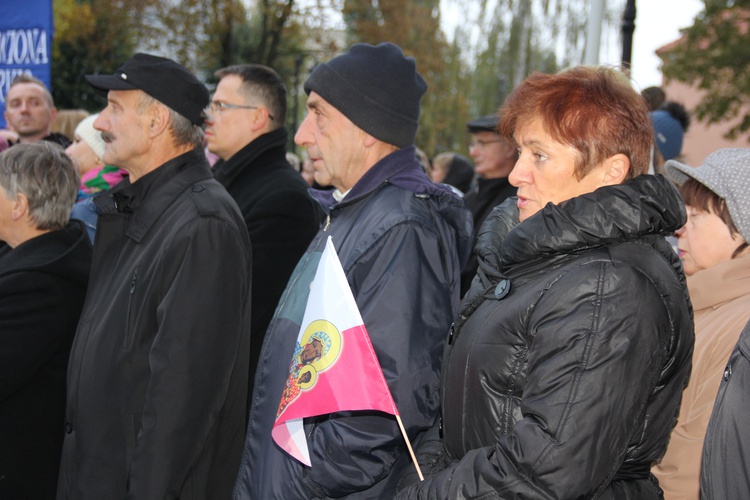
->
[250,107,270,133]
[362,132,377,148]
[602,153,630,185]
[148,104,171,138]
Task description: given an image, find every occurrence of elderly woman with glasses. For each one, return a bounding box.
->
[653,148,750,499]
[396,66,693,499]
[0,142,91,498]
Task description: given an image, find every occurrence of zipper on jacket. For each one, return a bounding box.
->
[124,267,139,349]
[323,214,331,232]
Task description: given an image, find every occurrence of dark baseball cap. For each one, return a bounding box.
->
[467,114,499,134]
[85,53,209,125]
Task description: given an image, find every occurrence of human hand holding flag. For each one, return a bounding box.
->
[271,236,423,481]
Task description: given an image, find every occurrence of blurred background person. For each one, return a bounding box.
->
[66,113,128,242]
[429,151,474,195]
[650,101,690,175]
[653,148,750,499]
[300,155,315,186]
[52,109,89,144]
[0,142,91,499]
[415,146,431,174]
[460,114,518,295]
[642,85,666,112]
[2,74,71,148]
[397,66,693,499]
[286,151,301,172]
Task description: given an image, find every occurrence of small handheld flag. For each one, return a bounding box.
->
[271,236,423,480]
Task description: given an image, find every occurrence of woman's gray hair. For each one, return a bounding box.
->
[137,93,204,149]
[0,142,79,230]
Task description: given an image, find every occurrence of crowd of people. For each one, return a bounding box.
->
[0,41,748,500]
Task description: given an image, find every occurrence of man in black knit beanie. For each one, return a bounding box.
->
[233,42,472,499]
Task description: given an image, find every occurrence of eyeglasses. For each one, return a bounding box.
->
[205,101,275,120]
[469,139,502,151]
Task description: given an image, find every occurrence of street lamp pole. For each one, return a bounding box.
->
[621,0,636,75]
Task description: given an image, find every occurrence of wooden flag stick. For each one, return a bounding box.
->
[395,414,424,481]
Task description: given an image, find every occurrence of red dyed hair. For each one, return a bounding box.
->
[498,66,652,180]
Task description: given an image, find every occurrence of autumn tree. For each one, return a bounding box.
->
[52,0,147,109]
[144,0,303,80]
[661,0,750,140]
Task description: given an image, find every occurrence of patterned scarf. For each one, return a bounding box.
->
[77,165,129,201]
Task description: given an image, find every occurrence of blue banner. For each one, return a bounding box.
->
[0,0,53,128]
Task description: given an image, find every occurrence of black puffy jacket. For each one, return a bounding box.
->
[398,174,694,499]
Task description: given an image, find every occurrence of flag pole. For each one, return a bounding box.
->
[395,414,424,481]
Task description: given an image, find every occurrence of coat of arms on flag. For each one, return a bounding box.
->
[276,319,342,419]
[271,236,421,480]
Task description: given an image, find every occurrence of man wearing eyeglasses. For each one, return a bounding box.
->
[205,65,322,391]
[460,114,518,295]
[57,53,252,499]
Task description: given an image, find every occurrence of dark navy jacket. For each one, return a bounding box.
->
[234,146,472,499]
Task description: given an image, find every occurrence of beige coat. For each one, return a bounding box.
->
[653,254,750,499]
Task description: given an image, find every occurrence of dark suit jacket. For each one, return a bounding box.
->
[0,221,91,499]
[213,128,323,386]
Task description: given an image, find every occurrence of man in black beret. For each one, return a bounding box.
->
[461,113,518,296]
[57,53,252,499]
[234,42,472,499]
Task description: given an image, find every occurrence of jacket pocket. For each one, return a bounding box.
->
[124,267,139,349]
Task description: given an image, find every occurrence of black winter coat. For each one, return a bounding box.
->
[213,128,322,386]
[0,221,91,499]
[57,150,252,500]
[701,318,750,498]
[398,175,694,499]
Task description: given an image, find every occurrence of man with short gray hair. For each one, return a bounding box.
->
[58,53,252,499]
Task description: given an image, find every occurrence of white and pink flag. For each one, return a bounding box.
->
[271,236,399,466]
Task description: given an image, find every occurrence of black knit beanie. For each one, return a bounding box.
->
[303,42,427,148]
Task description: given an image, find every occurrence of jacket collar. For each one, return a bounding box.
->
[213,127,289,185]
[94,148,213,243]
[0,220,90,280]
[475,174,687,272]
[309,146,458,212]
[687,253,750,310]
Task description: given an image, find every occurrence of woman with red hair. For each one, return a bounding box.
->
[397,67,694,499]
